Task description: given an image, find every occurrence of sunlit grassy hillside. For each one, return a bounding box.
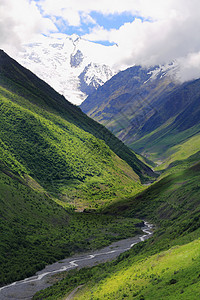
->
[72,239,200,300]
[34,162,200,299]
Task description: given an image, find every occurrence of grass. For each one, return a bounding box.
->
[131,119,200,167]
[33,162,200,299]
[0,167,142,285]
[72,238,200,300]
[0,85,143,208]
[156,132,200,170]
[0,50,155,209]
[33,228,200,300]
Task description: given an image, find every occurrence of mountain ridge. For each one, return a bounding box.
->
[80,63,178,139]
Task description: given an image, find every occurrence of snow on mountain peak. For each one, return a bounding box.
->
[143,62,179,85]
[15,34,114,105]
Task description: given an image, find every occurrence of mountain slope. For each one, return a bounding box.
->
[15,35,115,105]
[0,50,154,285]
[0,50,154,208]
[130,78,200,163]
[80,64,178,140]
[81,64,200,168]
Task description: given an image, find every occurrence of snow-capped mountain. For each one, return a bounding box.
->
[15,34,115,105]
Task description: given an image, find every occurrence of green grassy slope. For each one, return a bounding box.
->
[131,118,200,167]
[34,162,200,299]
[106,163,200,229]
[0,50,156,210]
[0,85,143,208]
[71,239,200,300]
[0,50,152,286]
[0,166,142,285]
[0,50,154,183]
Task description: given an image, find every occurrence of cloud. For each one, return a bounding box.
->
[39,0,181,20]
[0,0,57,55]
[1,0,200,82]
[177,52,200,82]
[81,13,96,25]
[80,0,200,80]
[58,8,81,27]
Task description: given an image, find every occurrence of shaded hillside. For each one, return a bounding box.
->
[105,162,200,226]
[0,50,154,187]
[131,79,200,164]
[0,50,156,210]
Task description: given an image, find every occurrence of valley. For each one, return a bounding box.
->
[0,48,199,300]
[0,50,154,286]
[0,222,153,300]
[33,160,200,299]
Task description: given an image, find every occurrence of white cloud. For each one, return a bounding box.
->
[39,0,182,20]
[1,0,200,82]
[58,8,81,27]
[177,52,200,82]
[80,0,200,80]
[81,13,96,25]
[0,0,57,55]
[39,0,197,24]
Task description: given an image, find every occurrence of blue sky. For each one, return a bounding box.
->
[51,12,138,46]
[34,0,153,46]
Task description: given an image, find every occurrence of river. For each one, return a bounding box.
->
[0,221,153,300]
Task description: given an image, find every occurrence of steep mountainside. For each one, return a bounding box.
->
[0,50,154,209]
[80,64,178,141]
[81,64,200,166]
[15,35,115,105]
